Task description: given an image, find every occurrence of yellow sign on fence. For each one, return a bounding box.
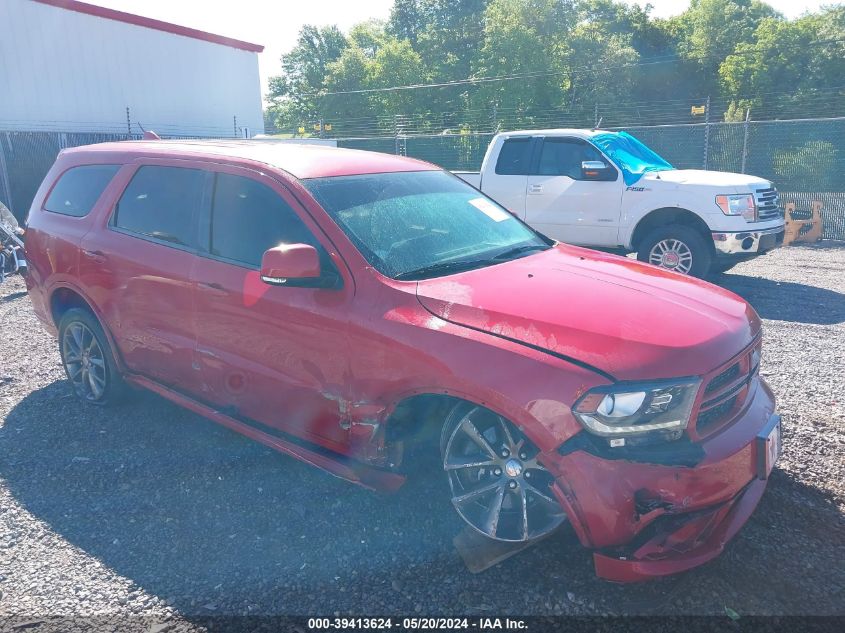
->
[691,105,706,116]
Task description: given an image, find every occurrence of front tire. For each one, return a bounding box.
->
[637,224,712,278]
[58,308,127,406]
[440,403,566,542]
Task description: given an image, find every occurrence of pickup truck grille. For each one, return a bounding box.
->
[691,340,761,439]
[755,187,781,221]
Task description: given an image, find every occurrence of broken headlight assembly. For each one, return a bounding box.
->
[572,378,701,447]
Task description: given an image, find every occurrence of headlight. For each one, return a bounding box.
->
[572,378,701,445]
[716,194,756,221]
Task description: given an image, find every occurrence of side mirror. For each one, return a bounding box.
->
[260,243,321,286]
[581,160,613,180]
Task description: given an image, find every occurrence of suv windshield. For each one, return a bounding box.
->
[304,170,551,280]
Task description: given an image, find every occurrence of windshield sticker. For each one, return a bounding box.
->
[469,197,511,222]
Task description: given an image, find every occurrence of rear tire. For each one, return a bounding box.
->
[58,308,127,406]
[637,224,712,278]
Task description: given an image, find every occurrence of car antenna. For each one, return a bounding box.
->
[592,117,603,131]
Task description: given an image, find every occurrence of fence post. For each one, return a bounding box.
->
[126,107,131,139]
[741,107,751,174]
[0,134,12,214]
[233,115,238,138]
[594,103,599,128]
[491,103,498,133]
[703,95,711,169]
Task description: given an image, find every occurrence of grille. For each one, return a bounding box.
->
[755,187,782,221]
[697,395,738,432]
[705,363,740,394]
[692,341,760,438]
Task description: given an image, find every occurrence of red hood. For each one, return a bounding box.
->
[415,245,760,381]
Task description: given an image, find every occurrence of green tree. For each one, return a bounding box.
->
[323,46,374,133]
[671,0,780,95]
[475,0,576,125]
[267,25,348,128]
[574,0,679,105]
[720,7,845,117]
[369,38,428,118]
[266,0,845,134]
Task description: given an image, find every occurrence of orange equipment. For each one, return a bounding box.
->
[783,200,823,245]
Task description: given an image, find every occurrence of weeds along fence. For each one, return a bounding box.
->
[2,117,845,240]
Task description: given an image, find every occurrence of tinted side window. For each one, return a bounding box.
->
[495,138,532,175]
[210,173,321,268]
[537,139,613,179]
[113,166,205,248]
[44,165,120,217]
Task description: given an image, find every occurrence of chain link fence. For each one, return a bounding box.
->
[335,117,845,240]
[2,117,844,239]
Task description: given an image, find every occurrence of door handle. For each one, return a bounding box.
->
[82,249,106,262]
[198,281,225,291]
[528,184,544,194]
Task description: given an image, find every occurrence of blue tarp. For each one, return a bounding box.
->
[591,131,674,186]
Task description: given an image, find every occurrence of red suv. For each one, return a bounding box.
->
[24,140,781,582]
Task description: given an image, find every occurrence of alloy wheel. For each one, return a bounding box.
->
[62,321,107,402]
[648,238,693,274]
[443,406,566,542]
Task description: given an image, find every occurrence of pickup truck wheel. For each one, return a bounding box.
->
[637,225,712,277]
[440,403,566,542]
[58,308,127,406]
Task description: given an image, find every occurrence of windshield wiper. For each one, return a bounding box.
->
[491,243,549,260]
[394,258,495,281]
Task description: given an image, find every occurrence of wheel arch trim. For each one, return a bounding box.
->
[627,207,713,251]
[48,281,128,373]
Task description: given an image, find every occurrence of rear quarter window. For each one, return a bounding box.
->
[43,165,121,217]
[495,138,533,175]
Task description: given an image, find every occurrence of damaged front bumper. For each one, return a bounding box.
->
[712,226,784,256]
[591,476,766,582]
[544,381,779,582]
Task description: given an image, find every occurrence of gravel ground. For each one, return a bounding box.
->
[0,244,843,627]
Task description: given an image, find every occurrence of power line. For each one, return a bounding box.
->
[290,36,845,99]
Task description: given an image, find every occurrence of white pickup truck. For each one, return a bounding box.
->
[455,129,785,277]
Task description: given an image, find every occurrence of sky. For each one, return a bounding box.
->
[90,0,834,102]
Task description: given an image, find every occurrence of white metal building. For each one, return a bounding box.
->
[0,0,264,137]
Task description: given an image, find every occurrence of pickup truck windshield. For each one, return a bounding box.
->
[305,170,551,280]
[591,131,674,186]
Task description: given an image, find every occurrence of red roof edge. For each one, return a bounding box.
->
[31,0,264,53]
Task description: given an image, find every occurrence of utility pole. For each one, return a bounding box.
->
[741,107,751,174]
[703,95,711,170]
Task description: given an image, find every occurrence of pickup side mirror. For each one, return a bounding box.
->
[581,160,615,181]
[260,244,321,286]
